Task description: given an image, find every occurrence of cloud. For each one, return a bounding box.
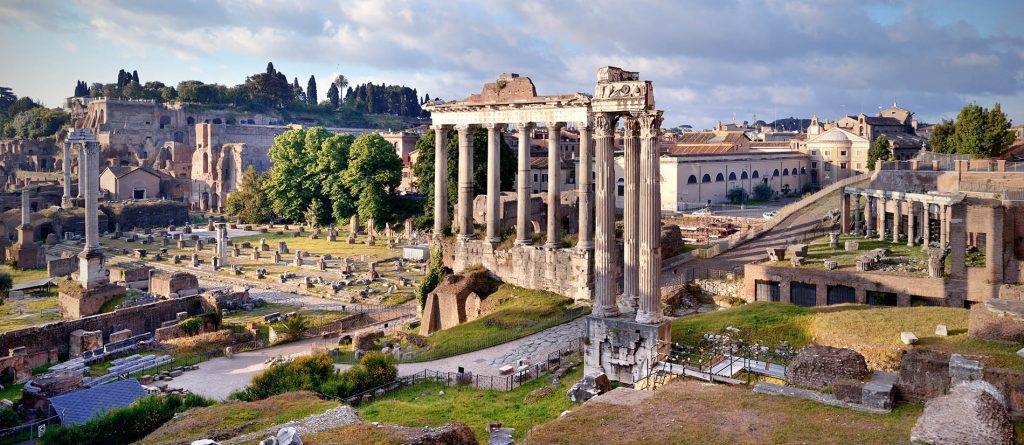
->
[4,0,1023,127]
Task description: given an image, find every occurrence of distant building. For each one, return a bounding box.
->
[99,165,163,200]
[802,125,870,186]
[381,131,419,166]
[833,103,927,161]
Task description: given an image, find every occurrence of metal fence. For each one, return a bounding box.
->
[0,412,61,443]
[342,338,585,406]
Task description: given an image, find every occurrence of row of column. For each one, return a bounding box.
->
[431,122,594,250]
[61,141,88,208]
[844,193,952,248]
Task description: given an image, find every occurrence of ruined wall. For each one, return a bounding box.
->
[0,294,205,358]
[452,240,593,302]
[742,263,959,306]
[101,200,188,230]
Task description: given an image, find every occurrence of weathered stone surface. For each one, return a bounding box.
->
[352,329,384,351]
[567,370,611,403]
[419,269,498,335]
[895,349,950,403]
[900,331,918,345]
[935,324,948,336]
[833,379,863,404]
[785,345,869,389]
[910,383,1013,445]
[968,299,1024,343]
[949,353,983,387]
[844,240,859,251]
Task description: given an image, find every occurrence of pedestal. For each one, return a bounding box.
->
[584,315,671,384]
[77,249,108,288]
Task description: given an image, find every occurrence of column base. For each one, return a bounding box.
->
[616,294,638,315]
[584,315,671,384]
[513,239,532,247]
[77,249,108,288]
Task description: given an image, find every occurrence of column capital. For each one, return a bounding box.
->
[637,110,664,140]
[454,124,475,132]
[483,123,505,131]
[516,122,534,132]
[545,121,564,131]
[575,121,591,132]
[621,114,639,136]
[429,124,450,131]
[593,113,616,138]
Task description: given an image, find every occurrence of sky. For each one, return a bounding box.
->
[1,0,1022,129]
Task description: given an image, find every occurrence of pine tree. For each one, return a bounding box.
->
[306,75,318,107]
[867,134,892,170]
[117,69,127,87]
[266,62,276,75]
[326,83,339,108]
[292,77,305,104]
[981,103,1015,158]
[132,70,139,84]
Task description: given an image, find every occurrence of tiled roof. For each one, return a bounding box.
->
[666,144,739,155]
[49,379,146,425]
[864,116,904,126]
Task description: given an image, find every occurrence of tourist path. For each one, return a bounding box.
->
[166,317,586,400]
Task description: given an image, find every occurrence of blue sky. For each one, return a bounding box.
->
[1,0,1022,129]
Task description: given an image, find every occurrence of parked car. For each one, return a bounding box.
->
[762,210,776,220]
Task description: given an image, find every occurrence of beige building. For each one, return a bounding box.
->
[833,103,927,161]
[99,165,163,200]
[802,126,870,186]
[381,131,419,166]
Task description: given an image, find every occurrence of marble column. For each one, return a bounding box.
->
[922,203,931,248]
[77,145,85,199]
[863,194,874,238]
[840,193,851,234]
[20,188,30,228]
[61,142,73,208]
[620,115,640,314]
[216,222,227,262]
[431,126,449,238]
[892,198,902,243]
[853,194,863,235]
[635,111,663,325]
[78,140,103,287]
[515,123,533,245]
[592,112,618,317]
[576,122,594,251]
[455,125,474,241]
[485,124,502,243]
[939,204,948,247]
[545,122,564,248]
[877,197,886,241]
[906,201,916,246]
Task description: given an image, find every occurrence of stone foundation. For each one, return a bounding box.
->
[58,283,126,319]
[452,240,593,302]
[968,299,1024,343]
[584,315,670,384]
[7,241,44,269]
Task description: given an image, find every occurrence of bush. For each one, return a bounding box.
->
[178,317,204,336]
[417,245,450,309]
[726,187,748,204]
[231,352,398,402]
[752,183,774,201]
[39,393,212,445]
[0,407,20,429]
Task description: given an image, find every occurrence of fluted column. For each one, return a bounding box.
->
[83,141,100,252]
[485,124,502,243]
[576,122,594,251]
[593,112,618,317]
[455,125,474,240]
[545,122,563,248]
[906,200,916,246]
[515,123,533,245]
[636,110,664,324]
[863,194,874,238]
[620,114,640,314]
[62,142,73,208]
[852,194,863,235]
[877,197,886,241]
[892,198,902,243]
[922,203,931,248]
[77,145,85,199]
[432,126,449,238]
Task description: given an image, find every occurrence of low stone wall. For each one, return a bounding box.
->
[693,277,743,300]
[451,240,593,302]
[47,256,77,277]
[896,349,1024,419]
[0,294,206,358]
[742,263,958,307]
[101,200,188,230]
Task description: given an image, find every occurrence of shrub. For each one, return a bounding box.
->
[0,407,20,429]
[273,314,310,343]
[417,245,450,309]
[726,187,748,204]
[39,393,212,445]
[752,183,774,201]
[231,352,398,402]
[177,317,204,336]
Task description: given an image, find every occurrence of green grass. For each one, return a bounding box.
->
[671,302,1024,371]
[0,383,24,403]
[230,231,399,260]
[402,284,587,362]
[0,265,48,285]
[97,293,126,314]
[768,235,929,275]
[0,292,61,333]
[358,366,582,442]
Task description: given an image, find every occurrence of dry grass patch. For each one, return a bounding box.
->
[304,423,409,445]
[526,379,922,444]
[142,391,338,445]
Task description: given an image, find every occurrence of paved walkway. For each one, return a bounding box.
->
[166,317,586,400]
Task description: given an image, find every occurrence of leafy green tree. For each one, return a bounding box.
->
[224,166,274,223]
[0,87,17,113]
[342,133,403,226]
[304,199,328,227]
[265,127,357,223]
[3,107,69,139]
[982,103,1015,157]
[0,272,11,305]
[928,119,956,154]
[273,314,309,343]
[291,77,305,104]
[306,75,318,107]
[326,83,339,108]
[950,103,986,158]
[726,187,748,204]
[867,134,892,170]
[752,182,774,201]
[244,63,293,110]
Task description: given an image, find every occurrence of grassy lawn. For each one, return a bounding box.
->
[222,303,350,328]
[0,291,61,333]
[671,302,1024,371]
[0,265,49,285]
[400,284,587,362]
[142,391,338,445]
[231,232,400,260]
[0,383,24,403]
[766,235,929,275]
[527,378,923,444]
[340,366,582,443]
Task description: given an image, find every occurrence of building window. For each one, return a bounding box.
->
[715,173,724,182]
[617,178,624,196]
[542,174,548,182]
[800,167,806,174]
[773,169,780,177]
[687,175,697,184]
[728,172,737,181]
[841,150,847,156]
[741,171,748,180]
[701,174,711,183]
[811,162,817,169]
[752,171,760,179]
[782,168,789,176]
[841,163,847,169]
[133,188,146,199]
[534,173,538,182]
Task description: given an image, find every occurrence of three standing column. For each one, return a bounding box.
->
[620,115,640,314]
[485,124,503,243]
[456,125,474,241]
[432,126,449,238]
[515,123,533,245]
[545,122,563,248]
[635,110,664,324]
[576,123,594,251]
[592,113,618,317]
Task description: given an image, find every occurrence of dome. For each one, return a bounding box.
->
[813,128,856,143]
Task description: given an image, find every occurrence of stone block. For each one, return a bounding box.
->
[109,329,132,343]
[862,380,895,411]
[766,248,785,262]
[934,324,948,336]
[823,260,838,270]
[567,370,611,403]
[968,299,1024,343]
[949,354,984,386]
[900,331,918,345]
[785,345,869,389]
[790,256,804,267]
[910,383,1013,445]
[833,379,863,404]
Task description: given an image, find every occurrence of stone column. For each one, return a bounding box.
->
[77,144,85,199]
[545,122,564,248]
[636,110,664,325]
[840,192,851,234]
[620,115,640,314]
[592,112,618,317]
[515,123,533,245]
[576,122,594,251]
[485,124,502,243]
[78,140,103,287]
[922,203,931,248]
[892,198,902,243]
[853,194,863,235]
[455,125,474,241]
[863,194,874,238]
[948,203,967,281]
[906,200,916,246]
[62,142,73,208]
[216,223,227,263]
[20,188,30,228]
[431,126,449,238]
[876,197,886,241]
[939,204,948,247]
